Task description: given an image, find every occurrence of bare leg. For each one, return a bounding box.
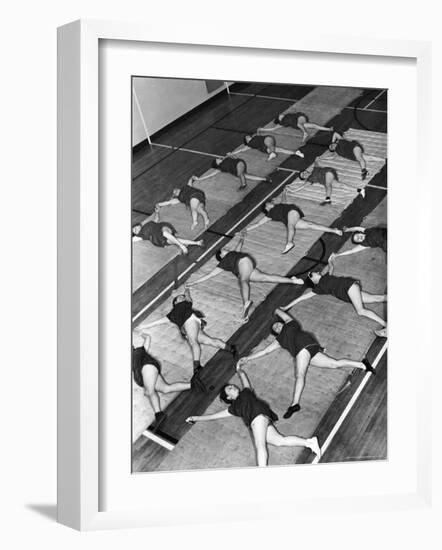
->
[197,203,210,228]
[189,198,199,230]
[141,365,161,413]
[163,230,188,254]
[354,147,367,172]
[251,415,270,467]
[249,268,303,285]
[177,237,204,247]
[184,319,202,362]
[348,284,386,327]
[236,162,248,190]
[198,329,228,350]
[310,351,366,371]
[155,374,191,393]
[361,291,387,304]
[266,424,320,459]
[244,173,268,182]
[296,219,342,236]
[282,221,297,253]
[291,350,310,407]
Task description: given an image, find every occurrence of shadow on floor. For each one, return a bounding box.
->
[26,503,57,522]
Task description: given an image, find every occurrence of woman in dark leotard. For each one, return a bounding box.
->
[155,176,210,230]
[246,198,342,254]
[238,309,374,419]
[185,366,321,467]
[329,131,369,180]
[328,226,387,272]
[132,331,191,426]
[261,111,333,143]
[233,133,304,162]
[138,289,237,392]
[297,165,339,204]
[193,155,269,191]
[186,232,303,322]
[132,210,204,255]
[282,270,387,337]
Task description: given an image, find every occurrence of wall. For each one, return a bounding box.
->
[132,77,227,145]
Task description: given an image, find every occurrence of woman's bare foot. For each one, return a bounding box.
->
[179,246,188,255]
[291,276,304,285]
[196,240,204,247]
[375,327,387,338]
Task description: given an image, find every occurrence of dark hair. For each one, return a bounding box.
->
[351,231,365,244]
[219,384,232,404]
[270,324,280,337]
[211,158,220,169]
[215,250,224,263]
[261,203,271,215]
[298,171,307,181]
[273,116,281,125]
[304,275,315,288]
[243,135,251,145]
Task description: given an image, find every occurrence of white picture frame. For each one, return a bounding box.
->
[57,19,433,531]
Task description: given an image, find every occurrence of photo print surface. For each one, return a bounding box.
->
[131,77,387,473]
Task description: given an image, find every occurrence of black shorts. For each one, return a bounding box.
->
[133,361,161,388]
[303,343,323,359]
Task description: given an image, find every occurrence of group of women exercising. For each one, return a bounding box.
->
[132,106,387,467]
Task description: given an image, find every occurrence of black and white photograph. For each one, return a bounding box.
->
[131,78,388,473]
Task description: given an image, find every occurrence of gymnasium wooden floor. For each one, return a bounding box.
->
[131,81,387,472]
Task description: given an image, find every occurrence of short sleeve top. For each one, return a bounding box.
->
[336,139,364,160]
[266,204,305,225]
[314,274,358,303]
[167,301,196,329]
[177,185,206,206]
[217,251,256,276]
[228,388,278,427]
[248,135,268,153]
[280,112,308,128]
[218,157,244,176]
[363,227,387,252]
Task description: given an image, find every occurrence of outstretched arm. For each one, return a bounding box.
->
[258,124,281,133]
[237,367,252,389]
[156,198,180,208]
[232,146,249,155]
[238,340,281,365]
[194,169,219,182]
[328,247,366,275]
[247,215,271,231]
[186,409,232,423]
[281,291,316,310]
[274,307,293,323]
[344,226,365,233]
[137,317,170,331]
[234,231,246,252]
[331,131,342,143]
[186,267,223,287]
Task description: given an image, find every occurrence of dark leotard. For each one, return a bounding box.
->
[280,112,309,128]
[167,301,205,330]
[218,157,246,176]
[228,388,278,427]
[177,185,206,207]
[313,274,359,303]
[307,167,338,186]
[217,251,257,276]
[248,135,269,153]
[335,139,364,161]
[132,346,161,387]
[266,203,304,225]
[276,320,322,359]
[362,227,387,253]
[138,221,176,247]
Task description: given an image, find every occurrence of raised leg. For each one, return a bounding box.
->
[310,351,366,371]
[249,269,302,285]
[296,219,342,236]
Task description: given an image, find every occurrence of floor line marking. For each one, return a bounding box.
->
[344,106,387,114]
[141,430,175,451]
[133,172,296,323]
[311,340,388,464]
[255,94,299,102]
[364,90,386,110]
[228,91,255,97]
